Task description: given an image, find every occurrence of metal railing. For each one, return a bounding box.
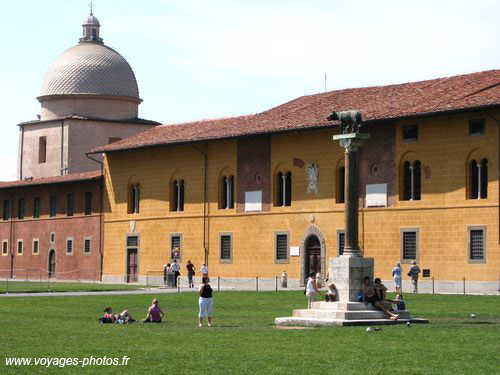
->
[0,268,97,293]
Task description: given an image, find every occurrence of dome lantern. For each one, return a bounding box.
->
[80,10,103,44]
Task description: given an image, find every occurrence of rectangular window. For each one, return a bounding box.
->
[275,232,289,263]
[84,192,92,215]
[468,226,486,263]
[84,238,91,254]
[50,194,57,217]
[2,240,8,256]
[170,234,182,261]
[401,228,419,261]
[66,238,73,255]
[3,200,10,221]
[469,119,485,136]
[337,230,345,256]
[18,198,25,220]
[33,239,39,255]
[402,125,418,142]
[219,233,232,263]
[17,240,23,256]
[38,136,47,164]
[127,236,139,247]
[33,197,40,219]
[67,193,74,217]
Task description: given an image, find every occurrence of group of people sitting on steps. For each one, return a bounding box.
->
[305,272,406,320]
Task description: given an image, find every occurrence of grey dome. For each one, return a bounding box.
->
[83,14,100,26]
[40,42,140,100]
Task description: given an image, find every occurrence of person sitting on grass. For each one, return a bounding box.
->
[102,306,135,323]
[361,277,399,321]
[324,282,337,302]
[143,298,164,323]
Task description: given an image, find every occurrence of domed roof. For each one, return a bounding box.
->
[40,42,140,100]
[83,14,100,26]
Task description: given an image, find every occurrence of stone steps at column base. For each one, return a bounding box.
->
[293,308,411,320]
[275,317,429,327]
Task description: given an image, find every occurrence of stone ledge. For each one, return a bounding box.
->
[275,317,429,327]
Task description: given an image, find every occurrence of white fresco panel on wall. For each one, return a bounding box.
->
[366,183,387,207]
[245,191,262,212]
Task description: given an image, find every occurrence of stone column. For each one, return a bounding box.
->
[330,126,371,301]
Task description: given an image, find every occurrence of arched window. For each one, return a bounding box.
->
[171,179,185,212]
[337,166,345,203]
[275,171,292,207]
[402,160,421,201]
[219,175,234,209]
[129,183,140,214]
[470,159,488,199]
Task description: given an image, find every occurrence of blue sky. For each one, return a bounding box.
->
[0,0,498,180]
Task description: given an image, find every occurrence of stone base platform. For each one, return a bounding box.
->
[275,301,428,327]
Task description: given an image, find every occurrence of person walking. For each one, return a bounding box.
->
[392,262,402,293]
[408,261,421,293]
[171,260,180,287]
[198,277,213,327]
[186,260,196,288]
[305,272,322,309]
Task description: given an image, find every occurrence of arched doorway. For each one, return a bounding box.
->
[48,250,56,279]
[305,235,321,279]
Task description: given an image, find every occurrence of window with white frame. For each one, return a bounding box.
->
[17,240,23,256]
[83,238,91,255]
[469,159,488,199]
[2,240,7,256]
[171,180,185,212]
[401,228,418,262]
[402,161,421,201]
[275,232,289,263]
[468,226,486,263]
[33,239,39,255]
[219,175,235,209]
[66,238,73,255]
[275,171,292,207]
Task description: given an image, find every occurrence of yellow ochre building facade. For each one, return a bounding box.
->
[93,70,500,292]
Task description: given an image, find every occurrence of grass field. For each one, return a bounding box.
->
[0,291,499,374]
[0,281,146,294]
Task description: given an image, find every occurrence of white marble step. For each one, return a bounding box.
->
[310,301,377,310]
[275,316,428,327]
[293,309,410,320]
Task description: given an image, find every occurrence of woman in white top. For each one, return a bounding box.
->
[305,272,322,309]
[392,262,402,293]
[200,263,209,279]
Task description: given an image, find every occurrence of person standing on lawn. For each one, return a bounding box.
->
[171,259,180,287]
[198,277,213,327]
[305,272,322,308]
[392,262,402,293]
[186,260,196,288]
[408,261,421,293]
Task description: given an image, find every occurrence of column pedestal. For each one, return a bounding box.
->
[329,256,374,302]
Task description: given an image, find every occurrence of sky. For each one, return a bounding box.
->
[0,0,498,180]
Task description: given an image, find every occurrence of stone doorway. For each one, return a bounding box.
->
[300,225,326,286]
[48,249,56,279]
[126,249,138,283]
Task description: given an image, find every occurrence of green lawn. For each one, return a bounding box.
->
[0,281,146,294]
[0,292,499,374]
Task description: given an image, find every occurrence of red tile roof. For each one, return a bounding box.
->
[91,69,500,154]
[0,170,101,190]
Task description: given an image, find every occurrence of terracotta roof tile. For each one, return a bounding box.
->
[0,170,102,190]
[91,69,500,154]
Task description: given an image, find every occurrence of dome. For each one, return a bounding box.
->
[83,14,100,26]
[39,42,140,100]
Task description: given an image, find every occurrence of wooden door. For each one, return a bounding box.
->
[48,250,56,279]
[127,249,138,283]
[306,235,321,275]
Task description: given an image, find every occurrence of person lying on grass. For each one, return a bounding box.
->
[143,298,164,323]
[102,306,136,323]
[361,276,399,320]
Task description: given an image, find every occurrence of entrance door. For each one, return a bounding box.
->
[48,250,56,279]
[305,235,321,278]
[127,249,138,283]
